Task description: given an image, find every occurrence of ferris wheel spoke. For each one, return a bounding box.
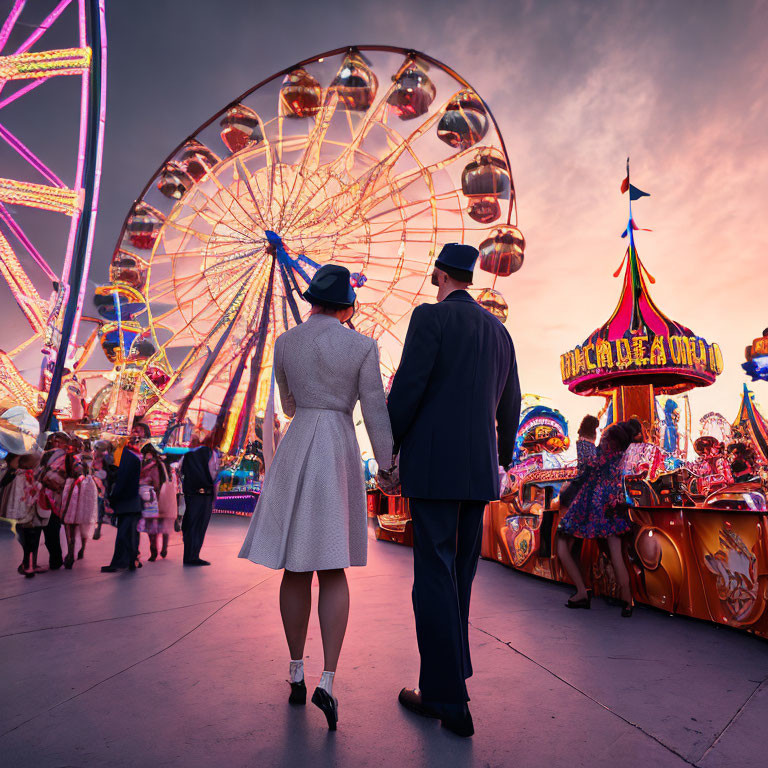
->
[0,45,91,81]
[201,248,264,277]
[364,188,461,223]
[0,1,25,54]
[154,261,259,327]
[0,121,65,187]
[201,165,268,236]
[0,0,76,100]
[12,0,74,56]
[0,227,47,332]
[165,279,253,390]
[182,197,253,239]
[0,200,58,282]
[0,176,79,215]
[200,181,264,236]
[0,75,48,110]
[235,159,270,232]
[281,91,341,219]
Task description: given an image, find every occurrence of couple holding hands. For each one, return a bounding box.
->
[239,243,521,737]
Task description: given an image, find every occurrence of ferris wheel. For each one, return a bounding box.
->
[98,46,524,448]
[0,0,106,426]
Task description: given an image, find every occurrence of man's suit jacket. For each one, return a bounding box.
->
[387,290,521,501]
[108,447,142,516]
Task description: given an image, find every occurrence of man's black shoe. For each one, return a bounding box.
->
[184,559,211,566]
[399,688,474,737]
[440,706,474,738]
[100,565,117,573]
[397,688,440,719]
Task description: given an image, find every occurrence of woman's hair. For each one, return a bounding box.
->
[142,443,168,481]
[626,418,643,439]
[64,451,81,478]
[133,421,151,439]
[142,442,160,458]
[577,414,600,440]
[601,423,632,453]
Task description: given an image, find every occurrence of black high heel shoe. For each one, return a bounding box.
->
[620,600,634,618]
[311,687,338,731]
[288,679,306,705]
[566,594,591,609]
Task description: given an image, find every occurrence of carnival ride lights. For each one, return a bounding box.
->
[0,0,106,426]
[560,160,722,431]
[97,46,524,448]
[743,329,768,383]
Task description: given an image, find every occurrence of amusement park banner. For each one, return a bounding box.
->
[561,334,723,385]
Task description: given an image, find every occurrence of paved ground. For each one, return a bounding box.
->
[0,516,766,768]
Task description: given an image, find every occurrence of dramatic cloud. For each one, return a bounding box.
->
[3,0,766,433]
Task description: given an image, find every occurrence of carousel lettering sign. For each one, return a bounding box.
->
[560,335,724,384]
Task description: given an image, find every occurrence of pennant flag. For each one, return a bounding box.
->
[628,183,650,201]
[620,175,630,194]
[621,218,653,238]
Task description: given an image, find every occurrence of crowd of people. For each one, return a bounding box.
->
[0,420,221,577]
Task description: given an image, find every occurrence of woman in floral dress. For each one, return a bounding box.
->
[556,422,635,616]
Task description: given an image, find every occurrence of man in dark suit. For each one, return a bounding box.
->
[180,431,220,566]
[386,243,521,737]
[101,422,147,573]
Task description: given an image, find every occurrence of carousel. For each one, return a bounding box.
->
[481,166,768,640]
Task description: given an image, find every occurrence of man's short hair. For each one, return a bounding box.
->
[436,264,473,284]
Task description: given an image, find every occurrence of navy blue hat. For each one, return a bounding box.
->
[303,264,356,309]
[435,243,479,279]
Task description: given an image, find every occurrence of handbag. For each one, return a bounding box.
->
[158,481,177,518]
[139,486,159,518]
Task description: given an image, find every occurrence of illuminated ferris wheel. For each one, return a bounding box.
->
[97,46,524,447]
[0,0,106,425]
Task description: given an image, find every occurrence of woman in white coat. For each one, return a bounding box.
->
[239,264,393,730]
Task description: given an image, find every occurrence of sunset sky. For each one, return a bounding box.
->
[3,0,767,436]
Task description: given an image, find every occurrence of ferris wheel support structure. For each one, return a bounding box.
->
[40,0,106,429]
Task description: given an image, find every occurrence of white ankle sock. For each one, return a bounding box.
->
[318,670,335,696]
[289,659,304,683]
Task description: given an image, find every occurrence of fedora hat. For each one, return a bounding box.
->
[303,264,356,309]
[435,243,479,280]
[0,406,40,455]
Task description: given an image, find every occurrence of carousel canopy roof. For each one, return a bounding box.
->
[733,384,768,464]
[561,161,722,396]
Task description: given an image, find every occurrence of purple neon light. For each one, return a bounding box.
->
[13,0,73,56]
[71,0,107,341]
[0,122,65,187]
[58,0,89,301]
[0,0,25,53]
[0,201,59,282]
[0,77,49,111]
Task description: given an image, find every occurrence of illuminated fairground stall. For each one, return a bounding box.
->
[481,165,768,639]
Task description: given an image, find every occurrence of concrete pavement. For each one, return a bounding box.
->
[0,516,766,767]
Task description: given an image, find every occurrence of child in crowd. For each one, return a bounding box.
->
[1,452,49,577]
